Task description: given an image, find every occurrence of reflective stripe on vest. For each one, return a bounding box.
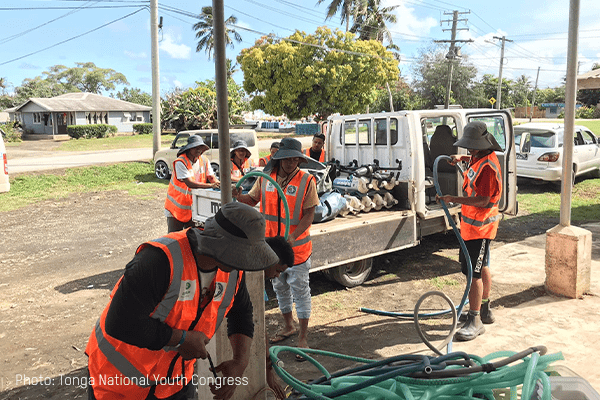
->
[231,159,251,178]
[260,155,271,165]
[460,152,502,240]
[260,169,313,265]
[164,154,194,222]
[86,230,242,399]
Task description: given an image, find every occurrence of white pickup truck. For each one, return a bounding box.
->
[192,108,518,287]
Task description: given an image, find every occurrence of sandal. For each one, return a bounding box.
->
[269,329,298,344]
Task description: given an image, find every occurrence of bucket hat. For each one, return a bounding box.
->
[230,140,252,159]
[454,121,502,152]
[177,135,209,156]
[193,202,279,271]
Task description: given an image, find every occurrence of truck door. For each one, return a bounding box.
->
[465,112,517,216]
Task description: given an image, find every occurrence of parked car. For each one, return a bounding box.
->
[0,129,9,192]
[514,122,600,184]
[153,129,259,179]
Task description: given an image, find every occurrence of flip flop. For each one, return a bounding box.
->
[269,329,298,344]
[295,354,307,362]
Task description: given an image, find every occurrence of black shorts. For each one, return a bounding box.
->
[459,238,491,279]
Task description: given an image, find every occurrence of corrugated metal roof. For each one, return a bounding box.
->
[15,92,152,112]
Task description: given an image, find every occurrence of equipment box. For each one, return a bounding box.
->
[192,189,223,224]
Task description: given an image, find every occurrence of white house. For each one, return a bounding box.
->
[9,92,151,137]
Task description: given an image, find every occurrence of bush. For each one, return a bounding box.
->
[576,106,595,119]
[67,124,118,139]
[133,123,153,135]
[0,123,22,142]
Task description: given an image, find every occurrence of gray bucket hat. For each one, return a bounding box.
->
[177,135,209,156]
[265,137,326,171]
[193,202,279,271]
[454,121,502,152]
[230,140,252,159]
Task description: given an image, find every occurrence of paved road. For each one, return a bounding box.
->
[7,136,313,174]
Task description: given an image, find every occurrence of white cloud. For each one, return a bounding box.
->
[159,32,192,60]
[173,80,182,88]
[125,51,147,60]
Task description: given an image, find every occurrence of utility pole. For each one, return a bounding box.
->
[150,0,161,157]
[529,66,540,122]
[435,11,472,109]
[492,36,513,110]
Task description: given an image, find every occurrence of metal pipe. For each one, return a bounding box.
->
[212,0,232,205]
[150,0,161,157]
[560,0,580,227]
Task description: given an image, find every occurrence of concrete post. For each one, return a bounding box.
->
[545,225,591,299]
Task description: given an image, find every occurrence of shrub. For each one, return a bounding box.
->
[575,106,595,119]
[67,124,118,139]
[0,123,22,142]
[133,123,153,135]
[594,105,600,119]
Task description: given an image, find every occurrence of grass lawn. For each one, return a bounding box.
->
[56,134,177,151]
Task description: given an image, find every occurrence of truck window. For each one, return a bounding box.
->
[174,134,190,149]
[375,118,398,145]
[421,117,457,145]
[469,116,507,150]
[343,120,370,145]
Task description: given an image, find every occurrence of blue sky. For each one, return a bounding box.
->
[1,0,599,99]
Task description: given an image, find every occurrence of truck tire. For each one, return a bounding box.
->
[155,161,170,180]
[331,258,373,287]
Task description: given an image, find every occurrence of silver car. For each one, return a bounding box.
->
[515,122,600,184]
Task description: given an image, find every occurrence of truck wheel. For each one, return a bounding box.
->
[155,161,170,180]
[331,258,373,287]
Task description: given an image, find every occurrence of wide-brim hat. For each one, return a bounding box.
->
[230,140,251,159]
[193,202,279,271]
[454,121,503,152]
[177,135,209,156]
[266,137,325,171]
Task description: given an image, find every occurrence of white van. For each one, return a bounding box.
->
[0,130,9,192]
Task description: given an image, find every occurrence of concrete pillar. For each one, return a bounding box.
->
[545,225,592,298]
[196,271,267,399]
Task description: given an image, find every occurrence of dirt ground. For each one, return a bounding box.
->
[0,158,596,399]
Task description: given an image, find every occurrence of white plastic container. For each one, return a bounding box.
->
[550,377,600,400]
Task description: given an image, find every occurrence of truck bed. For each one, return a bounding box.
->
[309,205,460,272]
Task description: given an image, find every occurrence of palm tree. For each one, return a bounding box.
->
[316,0,362,32]
[193,6,242,60]
[350,0,398,44]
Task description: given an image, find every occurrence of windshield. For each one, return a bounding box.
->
[514,128,556,148]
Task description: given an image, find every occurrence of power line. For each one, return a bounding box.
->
[0,7,147,66]
[0,5,142,10]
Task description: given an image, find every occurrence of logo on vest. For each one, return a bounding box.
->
[214,282,226,301]
[178,280,196,302]
[286,185,298,196]
[266,182,275,192]
[467,168,476,181]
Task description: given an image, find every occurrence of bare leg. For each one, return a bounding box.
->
[469,278,483,312]
[297,318,309,349]
[281,311,297,335]
[481,266,492,300]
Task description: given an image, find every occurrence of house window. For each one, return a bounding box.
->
[33,113,41,124]
[130,112,137,122]
[104,112,108,124]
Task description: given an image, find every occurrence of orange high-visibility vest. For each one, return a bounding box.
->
[259,155,272,166]
[231,158,252,179]
[460,152,502,241]
[261,169,314,265]
[164,154,210,222]
[85,230,242,399]
[304,148,325,162]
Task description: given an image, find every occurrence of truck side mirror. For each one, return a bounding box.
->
[519,132,531,154]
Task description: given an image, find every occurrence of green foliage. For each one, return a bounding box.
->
[370,79,419,112]
[238,26,398,120]
[411,47,477,109]
[133,123,153,135]
[113,87,152,106]
[575,106,596,119]
[67,124,117,139]
[160,79,248,132]
[193,7,242,59]
[0,123,22,142]
[535,86,565,104]
[577,88,600,107]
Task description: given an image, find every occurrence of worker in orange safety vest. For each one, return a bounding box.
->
[303,133,325,162]
[164,135,219,233]
[230,140,254,183]
[259,141,280,167]
[85,202,292,400]
[436,121,503,342]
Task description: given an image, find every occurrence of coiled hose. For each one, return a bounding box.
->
[361,155,473,355]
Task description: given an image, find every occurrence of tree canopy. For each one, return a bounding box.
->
[112,87,152,107]
[193,6,242,60]
[237,26,398,120]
